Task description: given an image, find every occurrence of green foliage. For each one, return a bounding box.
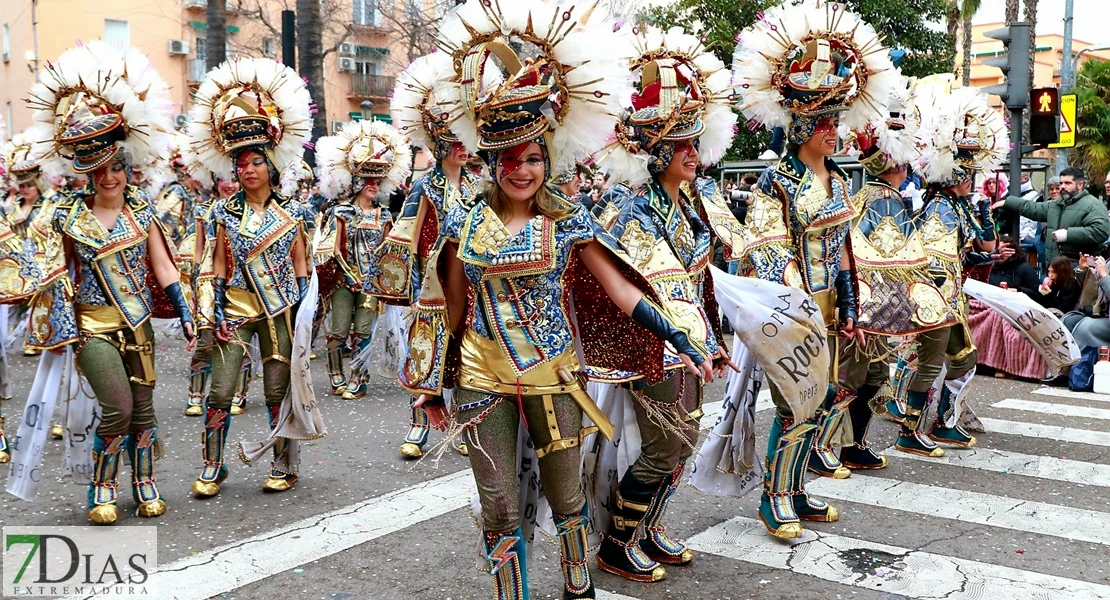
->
[1073,58,1110,181]
[643,0,955,160]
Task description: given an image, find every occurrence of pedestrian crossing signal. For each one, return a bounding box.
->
[1030,87,1060,146]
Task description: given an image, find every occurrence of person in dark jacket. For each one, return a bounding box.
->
[1002,167,1110,266]
[988,235,1040,297]
[1035,255,1082,313]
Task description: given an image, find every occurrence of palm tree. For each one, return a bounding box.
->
[296,0,327,162]
[959,0,982,85]
[206,0,228,70]
[1073,58,1110,181]
[1005,0,1019,22]
[946,0,961,71]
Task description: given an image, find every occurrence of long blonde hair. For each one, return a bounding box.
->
[483,178,573,222]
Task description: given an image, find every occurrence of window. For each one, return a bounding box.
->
[104,19,130,50]
[353,0,380,27]
[405,0,422,21]
[354,59,379,75]
[262,37,276,57]
[2,24,9,62]
[5,103,12,132]
[196,37,207,63]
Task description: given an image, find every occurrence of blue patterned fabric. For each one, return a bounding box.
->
[208,191,310,318]
[328,202,390,289]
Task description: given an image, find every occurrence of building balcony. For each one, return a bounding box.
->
[188,59,207,84]
[183,0,246,14]
[349,74,395,99]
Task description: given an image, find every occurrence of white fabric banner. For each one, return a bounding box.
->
[239,270,327,471]
[7,348,77,500]
[963,278,1080,376]
[709,266,829,421]
[689,336,765,497]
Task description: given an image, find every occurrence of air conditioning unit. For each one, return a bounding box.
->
[339,43,355,56]
[331,121,346,133]
[338,57,355,72]
[173,114,189,129]
[169,40,190,56]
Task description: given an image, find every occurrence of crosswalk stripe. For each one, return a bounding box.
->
[880,445,1110,487]
[1032,387,1110,404]
[91,470,477,600]
[806,474,1110,546]
[978,417,1110,447]
[992,399,1110,420]
[686,516,1110,600]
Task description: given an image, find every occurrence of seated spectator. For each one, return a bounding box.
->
[1035,255,1082,314]
[989,235,1040,297]
[1064,255,1110,349]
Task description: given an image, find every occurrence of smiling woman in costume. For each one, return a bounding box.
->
[732,0,900,539]
[403,1,714,598]
[18,41,190,524]
[188,56,315,497]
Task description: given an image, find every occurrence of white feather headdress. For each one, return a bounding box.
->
[840,73,920,173]
[390,52,461,153]
[732,0,898,132]
[280,159,314,197]
[594,25,737,187]
[434,0,634,173]
[188,57,313,180]
[911,77,1008,183]
[314,120,412,200]
[24,40,174,178]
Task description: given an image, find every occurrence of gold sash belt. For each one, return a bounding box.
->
[76,304,155,385]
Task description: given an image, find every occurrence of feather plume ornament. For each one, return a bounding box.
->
[390,52,465,154]
[1,131,44,185]
[910,77,1007,184]
[176,128,214,189]
[433,0,635,173]
[280,159,314,197]
[731,0,899,132]
[188,57,313,181]
[840,73,920,171]
[314,120,412,200]
[594,24,737,187]
[24,40,174,178]
[910,75,959,183]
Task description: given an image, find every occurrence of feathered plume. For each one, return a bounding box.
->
[280,159,314,197]
[434,0,635,172]
[24,40,174,178]
[188,57,313,180]
[732,0,899,132]
[314,120,412,200]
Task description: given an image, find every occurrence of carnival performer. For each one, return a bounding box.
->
[152,133,199,247]
[188,56,316,497]
[587,24,739,581]
[314,120,410,399]
[367,51,479,458]
[14,41,191,524]
[888,82,1008,455]
[182,172,258,417]
[0,132,66,439]
[732,0,900,538]
[838,78,957,468]
[403,2,714,597]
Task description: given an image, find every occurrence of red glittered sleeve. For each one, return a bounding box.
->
[568,245,666,384]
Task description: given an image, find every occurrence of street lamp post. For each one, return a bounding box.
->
[360,100,374,122]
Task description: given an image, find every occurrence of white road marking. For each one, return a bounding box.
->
[82,470,478,600]
[992,398,1110,420]
[978,417,1110,447]
[1032,387,1110,404]
[806,474,1110,546]
[65,469,644,600]
[686,516,1110,600]
[880,445,1110,487]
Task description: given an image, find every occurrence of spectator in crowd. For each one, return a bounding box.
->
[1017,173,1042,246]
[1063,255,1110,348]
[1002,166,1110,268]
[1103,171,1110,201]
[1046,177,1061,201]
[989,235,1040,297]
[1035,255,1082,313]
[982,174,1013,236]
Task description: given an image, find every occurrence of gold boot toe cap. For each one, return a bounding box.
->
[137,500,167,518]
[832,466,852,479]
[230,405,244,416]
[184,405,204,416]
[262,476,297,492]
[0,450,9,463]
[88,505,119,524]
[399,443,423,459]
[192,479,222,497]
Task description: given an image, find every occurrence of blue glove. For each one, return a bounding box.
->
[630,298,706,365]
[977,200,997,242]
[163,282,195,341]
[834,270,858,324]
[214,277,227,329]
[297,276,308,301]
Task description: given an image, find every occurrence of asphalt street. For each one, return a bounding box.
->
[1,330,1108,600]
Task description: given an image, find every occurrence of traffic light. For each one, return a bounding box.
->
[1030,87,1060,147]
[982,22,1032,109]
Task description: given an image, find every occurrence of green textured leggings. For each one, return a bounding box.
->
[77,322,157,437]
[328,287,376,340]
[628,370,703,485]
[208,315,291,410]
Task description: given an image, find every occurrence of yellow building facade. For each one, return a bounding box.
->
[0,0,441,139]
[958,22,1110,107]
